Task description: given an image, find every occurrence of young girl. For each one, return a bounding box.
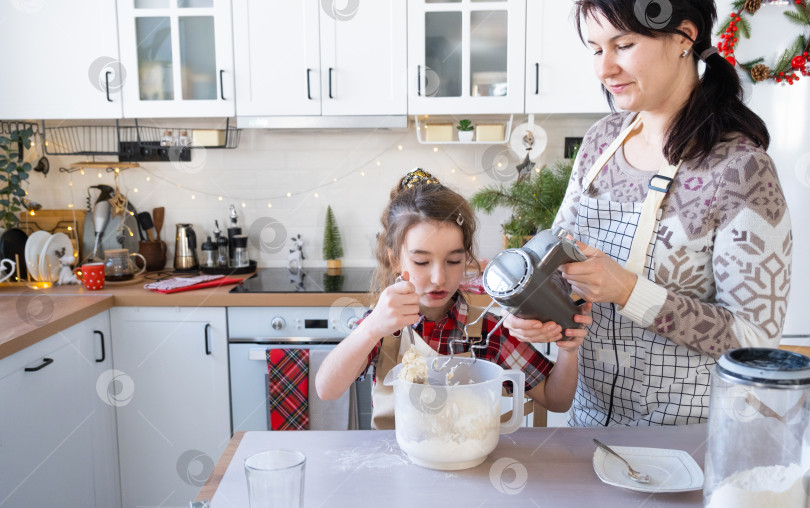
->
[315,169,592,430]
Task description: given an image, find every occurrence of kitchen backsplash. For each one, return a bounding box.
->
[26,115,603,267]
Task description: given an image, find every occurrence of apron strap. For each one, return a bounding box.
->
[582,115,642,190]
[624,159,683,276]
[581,114,683,276]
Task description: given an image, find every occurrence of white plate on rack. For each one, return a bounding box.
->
[592,445,703,493]
[38,233,73,283]
[25,230,51,281]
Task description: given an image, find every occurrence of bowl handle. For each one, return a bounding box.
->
[500,370,525,434]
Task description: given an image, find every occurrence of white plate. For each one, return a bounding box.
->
[25,230,51,281]
[593,445,704,493]
[38,233,73,283]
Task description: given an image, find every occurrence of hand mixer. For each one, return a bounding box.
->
[432,226,588,373]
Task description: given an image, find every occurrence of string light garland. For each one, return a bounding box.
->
[717,0,810,85]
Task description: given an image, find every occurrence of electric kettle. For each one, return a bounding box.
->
[174,224,199,271]
[482,226,587,331]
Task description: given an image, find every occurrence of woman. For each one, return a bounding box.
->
[505,0,792,426]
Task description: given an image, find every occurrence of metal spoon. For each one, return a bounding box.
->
[395,275,415,346]
[593,439,651,484]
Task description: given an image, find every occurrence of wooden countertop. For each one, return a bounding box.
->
[0,293,113,360]
[0,271,494,361]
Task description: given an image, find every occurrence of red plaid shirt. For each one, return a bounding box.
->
[362,294,554,392]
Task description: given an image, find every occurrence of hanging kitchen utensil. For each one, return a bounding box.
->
[33,156,49,176]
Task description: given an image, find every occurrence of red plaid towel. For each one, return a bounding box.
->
[267,349,309,430]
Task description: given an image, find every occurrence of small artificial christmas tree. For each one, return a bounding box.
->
[323,205,344,270]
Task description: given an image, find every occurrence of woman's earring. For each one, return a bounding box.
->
[681,48,691,58]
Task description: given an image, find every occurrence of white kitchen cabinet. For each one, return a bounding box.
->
[116,0,235,118]
[85,312,123,508]
[0,311,119,508]
[110,307,229,508]
[408,0,526,115]
[233,0,406,119]
[524,0,610,114]
[0,0,123,119]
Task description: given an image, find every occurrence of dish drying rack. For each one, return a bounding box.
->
[40,118,241,161]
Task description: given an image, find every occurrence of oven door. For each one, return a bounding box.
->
[229,343,369,431]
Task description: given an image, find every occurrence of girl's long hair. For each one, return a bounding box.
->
[575,0,769,165]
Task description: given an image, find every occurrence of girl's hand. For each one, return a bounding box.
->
[504,314,563,343]
[362,271,420,338]
[504,302,592,347]
[560,242,637,306]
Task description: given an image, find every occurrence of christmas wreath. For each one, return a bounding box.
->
[717,0,810,85]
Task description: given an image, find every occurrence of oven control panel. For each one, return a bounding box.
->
[228,304,368,341]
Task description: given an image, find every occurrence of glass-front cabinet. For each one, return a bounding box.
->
[116,0,235,117]
[408,0,526,114]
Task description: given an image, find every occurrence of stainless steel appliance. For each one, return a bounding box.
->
[482,226,586,331]
[228,304,372,431]
[174,223,199,270]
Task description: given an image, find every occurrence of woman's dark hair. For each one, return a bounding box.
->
[371,170,479,301]
[575,0,769,165]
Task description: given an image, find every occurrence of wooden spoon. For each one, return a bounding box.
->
[152,207,165,242]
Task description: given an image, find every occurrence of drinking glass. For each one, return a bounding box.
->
[244,450,305,508]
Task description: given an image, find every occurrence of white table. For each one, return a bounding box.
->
[199,424,707,507]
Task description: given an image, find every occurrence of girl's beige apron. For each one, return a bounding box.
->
[371,307,484,430]
[571,115,713,426]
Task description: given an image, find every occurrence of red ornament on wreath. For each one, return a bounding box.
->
[717,0,810,85]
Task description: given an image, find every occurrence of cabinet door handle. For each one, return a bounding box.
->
[105,71,113,102]
[535,63,540,95]
[219,69,226,100]
[204,323,212,355]
[25,358,54,372]
[94,330,106,363]
[306,68,312,100]
[328,67,334,99]
[417,65,422,96]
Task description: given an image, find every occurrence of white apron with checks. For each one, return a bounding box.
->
[569,116,713,427]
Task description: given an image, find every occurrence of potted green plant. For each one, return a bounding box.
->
[457,119,474,142]
[0,127,34,231]
[323,205,344,273]
[470,148,577,249]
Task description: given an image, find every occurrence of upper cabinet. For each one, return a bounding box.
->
[407,0,527,115]
[116,0,235,118]
[0,0,123,119]
[233,0,407,119]
[525,0,609,114]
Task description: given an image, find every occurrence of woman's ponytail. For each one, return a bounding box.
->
[664,43,770,165]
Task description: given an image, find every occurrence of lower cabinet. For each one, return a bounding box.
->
[110,307,230,508]
[0,310,119,508]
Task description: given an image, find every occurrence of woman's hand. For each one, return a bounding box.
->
[361,271,420,338]
[560,242,637,306]
[504,302,592,347]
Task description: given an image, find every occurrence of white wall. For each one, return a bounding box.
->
[26,115,603,267]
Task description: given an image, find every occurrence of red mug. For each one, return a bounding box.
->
[81,262,105,290]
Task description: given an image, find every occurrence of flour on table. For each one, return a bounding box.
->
[325,437,409,472]
[706,463,807,508]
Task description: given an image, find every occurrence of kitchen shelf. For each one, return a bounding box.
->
[40,118,241,158]
[414,115,513,145]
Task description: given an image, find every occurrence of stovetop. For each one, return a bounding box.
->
[230,267,376,293]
